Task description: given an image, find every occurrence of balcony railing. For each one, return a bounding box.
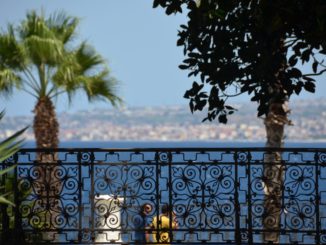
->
[1,147,326,244]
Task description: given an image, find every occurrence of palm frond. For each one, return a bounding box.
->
[52,43,105,88]
[52,45,122,106]
[0,165,17,177]
[24,36,64,66]
[51,52,80,98]
[0,195,15,206]
[0,68,21,96]
[0,126,27,162]
[0,111,26,206]
[0,110,5,121]
[47,10,80,44]
[75,42,105,73]
[19,10,54,40]
[0,29,24,96]
[19,10,66,67]
[0,27,27,69]
[81,69,122,106]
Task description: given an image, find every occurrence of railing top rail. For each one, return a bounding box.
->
[18,147,326,152]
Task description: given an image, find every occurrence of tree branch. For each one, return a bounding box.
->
[312,54,326,68]
[220,90,244,97]
[304,68,326,77]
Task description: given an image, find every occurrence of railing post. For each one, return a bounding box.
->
[247,151,253,245]
[168,150,173,243]
[78,151,82,243]
[234,150,241,245]
[315,151,321,245]
[155,151,160,243]
[90,152,95,242]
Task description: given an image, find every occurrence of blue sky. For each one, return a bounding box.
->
[0,0,325,116]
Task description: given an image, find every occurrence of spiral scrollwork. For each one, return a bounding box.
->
[235,151,250,163]
[95,166,120,192]
[80,231,92,242]
[284,200,315,230]
[321,235,326,243]
[285,166,315,196]
[95,197,121,229]
[263,215,278,229]
[184,213,199,228]
[241,231,249,241]
[29,166,43,180]
[77,152,94,163]
[316,152,326,164]
[18,178,32,194]
[129,166,142,180]
[29,214,43,228]
[53,166,66,180]
[54,214,67,228]
[64,178,78,192]
[156,151,172,163]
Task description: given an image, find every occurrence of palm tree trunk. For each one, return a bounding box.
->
[33,96,59,149]
[263,100,290,243]
[32,96,60,236]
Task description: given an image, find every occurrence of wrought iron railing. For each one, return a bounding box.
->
[0,147,326,244]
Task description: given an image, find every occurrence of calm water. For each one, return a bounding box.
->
[23,140,326,148]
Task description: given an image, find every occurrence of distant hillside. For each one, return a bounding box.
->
[1,99,325,141]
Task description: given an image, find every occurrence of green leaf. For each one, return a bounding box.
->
[225,105,234,110]
[289,68,302,78]
[202,117,209,122]
[0,111,25,208]
[288,55,298,67]
[312,61,318,73]
[189,99,194,113]
[294,82,302,95]
[218,114,227,124]
[304,81,315,93]
[301,49,311,64]
[0,126,27,162]
[179,64,189,70]
[0,164,17,176]
[0,195,15,206]
[153,0,161,8]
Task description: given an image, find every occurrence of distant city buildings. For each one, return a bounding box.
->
[1,99,326,142]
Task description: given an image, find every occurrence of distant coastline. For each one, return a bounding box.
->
[2,98,326,142]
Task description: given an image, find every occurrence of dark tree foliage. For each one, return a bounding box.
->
[153,0,326,123]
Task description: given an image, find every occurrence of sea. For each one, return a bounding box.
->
[22,140,326,148]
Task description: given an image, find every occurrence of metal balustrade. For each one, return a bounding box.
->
[0,147,326,244]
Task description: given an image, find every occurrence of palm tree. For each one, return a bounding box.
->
[0,10,121,149]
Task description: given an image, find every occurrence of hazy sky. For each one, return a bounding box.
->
[0,0,325,116]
